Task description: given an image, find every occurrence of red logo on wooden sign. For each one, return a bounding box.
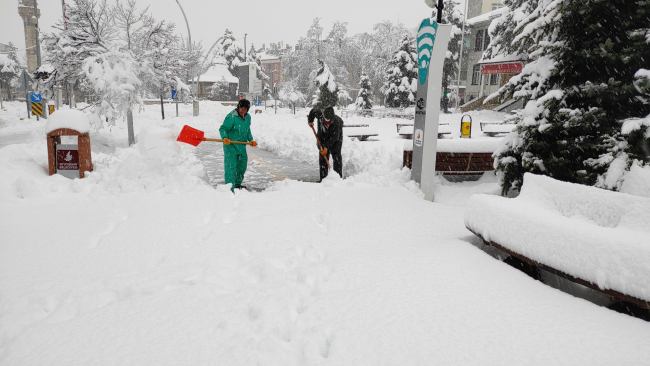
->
[481,63,523,75]
[57,150,79,170]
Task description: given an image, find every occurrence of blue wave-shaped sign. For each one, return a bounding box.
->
[417,19,438,85]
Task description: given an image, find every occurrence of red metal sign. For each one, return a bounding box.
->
[481,63,523,75]
[57,149,79,170]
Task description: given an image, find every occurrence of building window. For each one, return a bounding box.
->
[490,74,499,85]
[471,65,481,85]
[474,30,484,51]
[492,3,504,11]
[484,32,490,51]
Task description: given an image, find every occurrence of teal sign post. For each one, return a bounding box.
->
[411,21,452,201]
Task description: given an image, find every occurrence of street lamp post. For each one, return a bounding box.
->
[175,0,194,94]
[425,0,444,23]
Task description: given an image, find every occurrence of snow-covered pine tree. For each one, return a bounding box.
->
[209,76,232,101]
[492,0,650,194]
[355,73,373,112]
[314,59,338,109]
[440,0,465,113]
[216,29,244,74]
[482,0,538,65]
[382,35,417,108]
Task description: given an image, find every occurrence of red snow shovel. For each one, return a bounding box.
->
[176,125,252,146]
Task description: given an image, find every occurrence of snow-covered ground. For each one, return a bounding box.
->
[1,101,649,365]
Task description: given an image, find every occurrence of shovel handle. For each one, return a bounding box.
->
[204,138,251,145]
[309,124,331,169]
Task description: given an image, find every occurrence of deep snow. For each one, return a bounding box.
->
[1,101,649,365]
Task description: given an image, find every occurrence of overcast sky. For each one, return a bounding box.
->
[0,0,444,62]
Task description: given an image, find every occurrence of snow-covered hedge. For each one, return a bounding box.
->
[465,173,650,302]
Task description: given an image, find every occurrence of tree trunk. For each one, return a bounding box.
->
[160,93,165,120]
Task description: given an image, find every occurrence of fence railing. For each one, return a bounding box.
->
[340,108,414,120]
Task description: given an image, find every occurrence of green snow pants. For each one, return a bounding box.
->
[224,150,248,190]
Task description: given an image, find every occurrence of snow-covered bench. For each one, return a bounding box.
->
[480,121,516,136]
[398,124,451,139]
[465,173,650,308]
[344,126,378,141]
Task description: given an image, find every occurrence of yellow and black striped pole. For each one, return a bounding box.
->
[32,102,43,121]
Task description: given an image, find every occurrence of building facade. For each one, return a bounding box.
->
[260,54,282,92]
[467,0,505,19]
[464,7,526,110]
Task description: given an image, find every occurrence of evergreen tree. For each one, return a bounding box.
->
[314,59,338,108]
[355,72,373,112]
[492,0,650,194]
[482,0,538,64]
[383,35,417,108]
[215,29,244,74]
[209,76,232,101]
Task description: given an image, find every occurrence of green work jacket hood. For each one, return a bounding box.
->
[219,109,253,154]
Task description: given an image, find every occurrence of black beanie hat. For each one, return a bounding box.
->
[238,99,251,109]
[323,107,335,120]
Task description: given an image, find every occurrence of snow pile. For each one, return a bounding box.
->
[2,102,650,365]
[465,173,650,302]
[620,163,650,198]
[44,109,91,134]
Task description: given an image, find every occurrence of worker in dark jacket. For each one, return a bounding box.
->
[308,106,343,181]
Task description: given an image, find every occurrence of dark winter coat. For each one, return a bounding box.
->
[308,108,343,150]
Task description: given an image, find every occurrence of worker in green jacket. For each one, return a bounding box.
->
[219,99,257,191]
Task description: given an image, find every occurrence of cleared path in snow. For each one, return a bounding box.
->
[194,124,320,191]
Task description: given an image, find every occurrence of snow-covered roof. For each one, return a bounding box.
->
[467,7,508,26]
[45,109,91,134]
[259,53,280,61]
[193,64,238,84]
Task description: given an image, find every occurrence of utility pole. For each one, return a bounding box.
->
[244,33,247,60]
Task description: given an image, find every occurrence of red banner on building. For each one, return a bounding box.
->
[481,63,523,75]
